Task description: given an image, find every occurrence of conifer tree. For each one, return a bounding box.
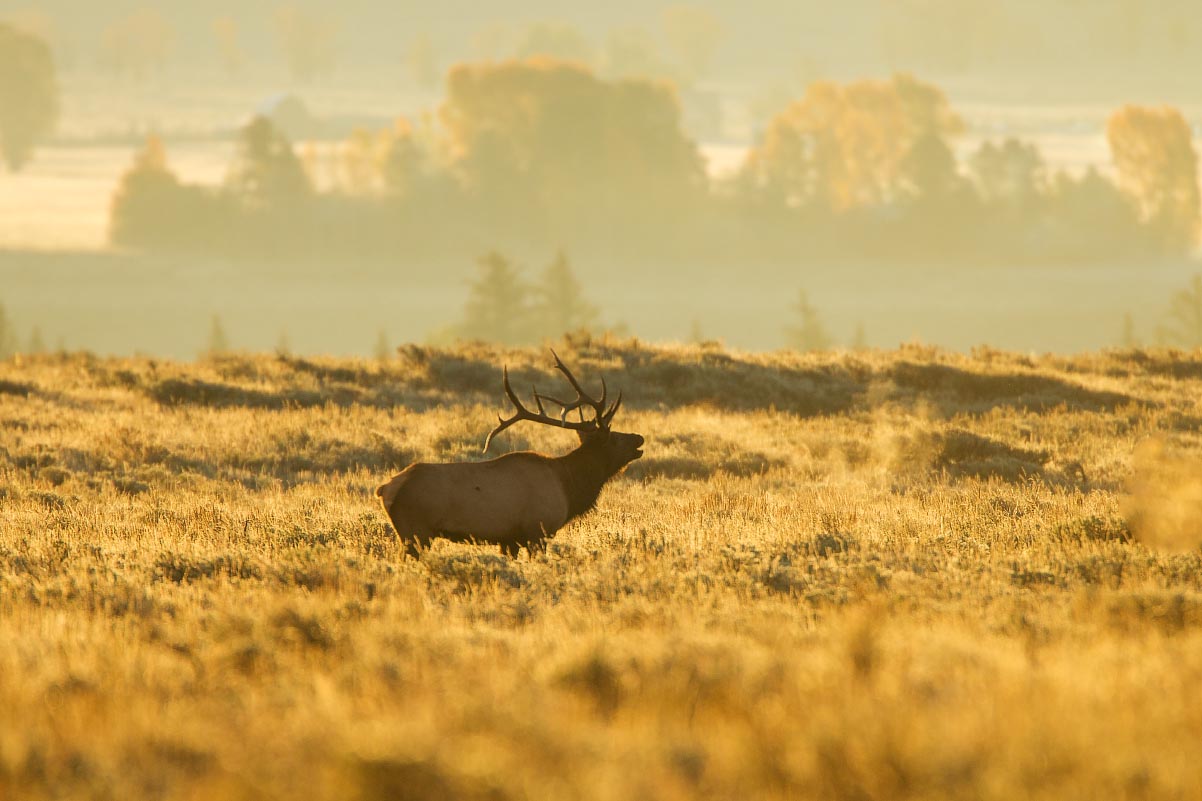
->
[1164,275,1202,348]
[0,303,17,359]
[374,329,391,361]
[206,315,229,356]
[27,326,45,354]
[456,252,530,344]
[530,251,599,339]
[784,290,830,351]
[1120,312,1139,348]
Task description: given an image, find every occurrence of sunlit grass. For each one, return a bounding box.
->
[1,341,1201,800]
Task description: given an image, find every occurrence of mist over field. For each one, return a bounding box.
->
[5,7,1202,801]
[4,1,1202,356]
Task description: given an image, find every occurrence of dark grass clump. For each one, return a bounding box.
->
[887,361,1136,414]
[0,378,35,397]
[934,429,1050,482]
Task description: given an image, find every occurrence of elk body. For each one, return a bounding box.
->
[377,353,644,557]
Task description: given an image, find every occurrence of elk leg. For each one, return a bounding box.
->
[403,533,432,560]
[382,499,435,560]
[387,514,433,560]
[501,536,547,559]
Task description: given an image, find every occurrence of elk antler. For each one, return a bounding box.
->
[482,352,623,452]
[533,350,613,421]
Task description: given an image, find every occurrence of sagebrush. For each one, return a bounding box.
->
[1,341,1201,800]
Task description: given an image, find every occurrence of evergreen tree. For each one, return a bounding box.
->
[380,122,424,199]
[785,290,831,351]
[374,329,391,361]
[0,303,17,359]
[1163,275,1202,348]
[1120,312,1139,348]
[456,252,530,344]
[530,251,599,339]
[851,321,868,351]
[27,326,45,354]
[206,315,229,356]
[226,116,310,211]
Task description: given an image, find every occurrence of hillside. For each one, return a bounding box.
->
[2,340,1201,800]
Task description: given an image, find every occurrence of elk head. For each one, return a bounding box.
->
[484,351,644,472]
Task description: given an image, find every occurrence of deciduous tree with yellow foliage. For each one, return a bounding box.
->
[740,74,963,213]
[438,58,704,245]
[1107,105,1200,256]
[110,136,226,251]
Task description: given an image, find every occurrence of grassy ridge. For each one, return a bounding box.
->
[1,341,1201,800]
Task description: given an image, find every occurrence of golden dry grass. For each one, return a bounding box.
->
[2,340,1202,800]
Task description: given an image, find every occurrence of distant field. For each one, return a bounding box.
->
[0,248,1197,355]
[1,342,1201,800]
[0,142,236,252]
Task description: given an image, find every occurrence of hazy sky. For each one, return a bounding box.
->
[12,0,1202,96]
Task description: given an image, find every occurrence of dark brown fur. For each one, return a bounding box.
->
[377,429,644,557]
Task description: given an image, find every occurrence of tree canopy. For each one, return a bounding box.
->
[439,58,704,241]
[0,24,59,171]
[1107,105,1200,256]
[741,74,963,212]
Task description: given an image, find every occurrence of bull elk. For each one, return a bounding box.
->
[376,352,644,557]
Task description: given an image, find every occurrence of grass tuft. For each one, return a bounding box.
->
[2,342,1202,800]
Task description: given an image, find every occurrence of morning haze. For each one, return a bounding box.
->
[3,1,1202,356]
[7,6,1202,801]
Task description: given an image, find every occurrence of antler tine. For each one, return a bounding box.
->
[533,390,584,422]
[550,349,593,400]
[549,349,609,421]
[482,363,603,452]
[482,367,526,452]
[602,391,623,426]
[482,419,508,454]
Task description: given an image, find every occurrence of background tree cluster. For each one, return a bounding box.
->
[445,251,602,345]
[110,58,704,261]
[739,74,964,213]
[110,120,316,257]
[110,59,1202,268]
[734,82,1199,263]
[437,58,705,252]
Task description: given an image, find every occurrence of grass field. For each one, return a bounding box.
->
[2,340,1201,800]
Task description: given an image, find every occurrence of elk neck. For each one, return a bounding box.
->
[554,438,619,522]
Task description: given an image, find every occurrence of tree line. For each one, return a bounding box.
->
[107,60,1202,270]
[5,20,1199,269]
